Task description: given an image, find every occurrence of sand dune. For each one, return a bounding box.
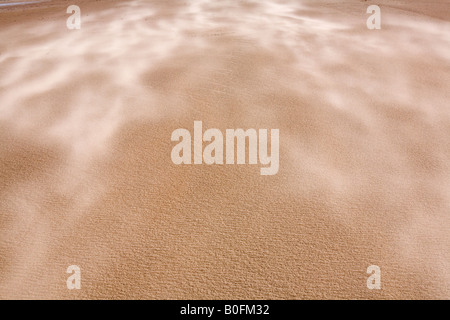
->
[0,0,449,299]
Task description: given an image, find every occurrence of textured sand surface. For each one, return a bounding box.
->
[0,0,449,299]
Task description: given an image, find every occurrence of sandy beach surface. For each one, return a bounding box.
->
[0,0,449,299]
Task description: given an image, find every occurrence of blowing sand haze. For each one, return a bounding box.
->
[0,0,449,300]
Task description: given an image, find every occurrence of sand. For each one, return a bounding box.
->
[0,0,449,299]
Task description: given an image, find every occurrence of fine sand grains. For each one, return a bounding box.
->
[0,0,449,299]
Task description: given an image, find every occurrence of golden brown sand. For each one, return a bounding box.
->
[0,0,449,299]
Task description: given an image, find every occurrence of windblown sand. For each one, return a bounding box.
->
[0,0,449,299]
